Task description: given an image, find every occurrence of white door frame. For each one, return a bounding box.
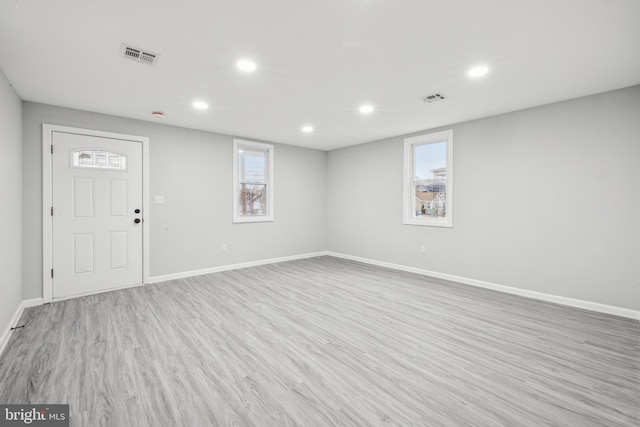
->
[42,124,150,303]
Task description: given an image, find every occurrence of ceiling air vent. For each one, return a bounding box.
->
[120,44,159,66]
[422,92,446,103]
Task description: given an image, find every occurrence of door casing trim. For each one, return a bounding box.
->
[42,124,150,303]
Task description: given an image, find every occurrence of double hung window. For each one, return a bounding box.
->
[403,130,453,227]
[233,139,274,223]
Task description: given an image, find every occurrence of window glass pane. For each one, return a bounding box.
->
[414,141,447,219]
[238,149,266,182]
[72,150,127,171]
[238,183,266,216]
[414,142,446,180]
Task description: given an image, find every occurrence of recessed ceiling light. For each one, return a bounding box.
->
[468,65,489,77]
[192,101,209,110]
[302,125,314,133]
[236,59,257,72]
[359,104,374,114]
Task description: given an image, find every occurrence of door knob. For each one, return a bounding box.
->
[134,218,141,224]
[135,209,141,214]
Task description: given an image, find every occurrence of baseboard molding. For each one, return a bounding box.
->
[22,298,44,309]
[0,297,44,357]
[147,252,329,284]
[326,252,640,321]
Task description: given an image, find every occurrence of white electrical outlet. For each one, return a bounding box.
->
[420,245,426,254]
[154,195,165,205]
[222,244,227,253]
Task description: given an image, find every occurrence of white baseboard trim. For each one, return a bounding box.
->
[0,297,44,357]
[22,298,44,309]
[147,252,329,284]
[326,252,640,321]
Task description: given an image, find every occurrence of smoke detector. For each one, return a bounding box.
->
[120,43,160,66]
[422,92,446,103]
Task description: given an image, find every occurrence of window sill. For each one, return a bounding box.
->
[403,218,452,228]
[233,216,274,224]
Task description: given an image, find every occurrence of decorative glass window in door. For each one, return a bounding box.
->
[71,149,127,171]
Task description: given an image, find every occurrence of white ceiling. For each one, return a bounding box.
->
[1,0,639,151]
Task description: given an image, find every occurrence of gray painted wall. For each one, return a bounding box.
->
[15,86,640,311]
[22,102,326,299]
[327,85,640,311]
[0,69,23,331]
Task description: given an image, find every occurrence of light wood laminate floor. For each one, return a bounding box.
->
[0,256,638,426]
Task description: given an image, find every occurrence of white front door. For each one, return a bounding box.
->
[51,131,143,299]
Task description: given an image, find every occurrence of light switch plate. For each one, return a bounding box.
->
[154,196,165,205]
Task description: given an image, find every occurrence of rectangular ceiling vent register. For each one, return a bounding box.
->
[120,44,159,66]
[422,92,446,103]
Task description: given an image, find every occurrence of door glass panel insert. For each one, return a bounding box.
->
[71,149,127,170]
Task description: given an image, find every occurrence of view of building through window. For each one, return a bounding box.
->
[413,141,446,219]
[238,148,267,216]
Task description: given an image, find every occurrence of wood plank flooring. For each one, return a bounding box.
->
[0,256,638,426]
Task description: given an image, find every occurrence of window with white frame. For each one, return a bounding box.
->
[403,130,453,227]
[233,139,274,223]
